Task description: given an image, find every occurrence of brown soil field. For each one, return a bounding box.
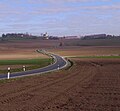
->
[0,58,120,111]
[0,46,46,60]
[0,40,120,60]
[0,40,59,60]
[49,46,120,57]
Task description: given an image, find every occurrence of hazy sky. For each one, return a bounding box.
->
[0,0,120,36]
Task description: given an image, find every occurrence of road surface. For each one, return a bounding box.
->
[0,50,68,80]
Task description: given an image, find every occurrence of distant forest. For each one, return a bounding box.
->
[81,34,120,40]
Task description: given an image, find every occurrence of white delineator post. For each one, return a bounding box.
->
[58,64,60,70]
[23,66,26,71]
[7,67,10,79]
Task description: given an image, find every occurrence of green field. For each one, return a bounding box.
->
[0,58,52,74]
[0,58,51,65]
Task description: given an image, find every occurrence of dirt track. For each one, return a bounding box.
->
[0,58,120,111]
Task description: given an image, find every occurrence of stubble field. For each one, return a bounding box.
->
[0,40,54,60]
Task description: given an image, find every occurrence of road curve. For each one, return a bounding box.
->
[0,50,68,80]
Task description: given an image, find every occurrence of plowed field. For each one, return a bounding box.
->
[0,58,120,111]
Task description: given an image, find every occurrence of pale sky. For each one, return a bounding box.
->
[0,0,120,36]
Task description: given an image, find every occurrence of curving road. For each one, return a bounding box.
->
[0,50,68,80]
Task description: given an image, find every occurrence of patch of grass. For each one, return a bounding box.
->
[65,59,73,70]
[0,76,30,84]
[0,58,52,74]
[0,78,16,84]
[0,58,51,65]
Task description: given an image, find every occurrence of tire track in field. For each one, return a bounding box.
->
[58,61,120,111]
[39,63,98,111]
[0,69,80,105]
[16,62,96,111]
[0,62,96,111]
[0,65,82,105]
[1,59,119,111]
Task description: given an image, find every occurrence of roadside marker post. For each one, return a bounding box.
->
[58,64,60,70]
[23,66,26,71]
[7,67,10,79]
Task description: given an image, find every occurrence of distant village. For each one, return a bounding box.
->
[1,32,59,40]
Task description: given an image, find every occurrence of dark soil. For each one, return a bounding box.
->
[0,58,120,111]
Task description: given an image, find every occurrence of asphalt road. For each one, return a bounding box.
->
[0,52,68,80]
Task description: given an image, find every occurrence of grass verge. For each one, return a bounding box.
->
[64,59,73,70]
[0,58,52,74]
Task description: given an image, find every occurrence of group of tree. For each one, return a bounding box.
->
[2,33,37,39]
[81,34,120,40]
[1,33,60,41]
